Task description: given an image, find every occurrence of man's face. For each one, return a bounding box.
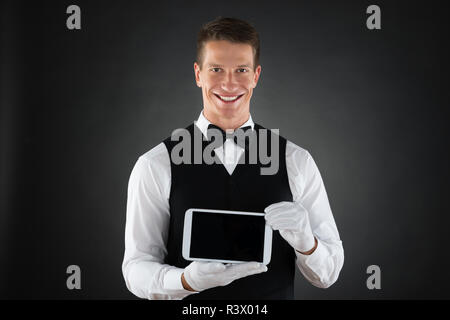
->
[194,40,261,122]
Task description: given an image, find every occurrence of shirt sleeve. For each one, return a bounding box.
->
[285,141,344,288]
[121,142,195,299]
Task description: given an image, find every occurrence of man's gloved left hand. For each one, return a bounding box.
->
[264,201,316,253]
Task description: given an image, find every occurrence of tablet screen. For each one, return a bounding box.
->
[189,210,266,262]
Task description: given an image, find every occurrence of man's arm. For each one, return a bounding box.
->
[296,237,318,255]
[123,142,269,298]
[181,273,196,291]
[122,143,194,299]
[286,141,344,288]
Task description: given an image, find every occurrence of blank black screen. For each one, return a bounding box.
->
[189,211,266,262]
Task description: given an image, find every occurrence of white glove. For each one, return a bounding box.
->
[264,201,316,253]
[183,261,267,292]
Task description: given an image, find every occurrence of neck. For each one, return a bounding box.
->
[203,109,250,131]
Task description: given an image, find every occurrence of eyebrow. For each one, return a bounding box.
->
[208,64,252,68]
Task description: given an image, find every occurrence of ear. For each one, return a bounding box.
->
[194,62,202,87]
[252,65,262,88]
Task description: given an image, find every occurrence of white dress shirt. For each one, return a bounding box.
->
[122,110,344,300]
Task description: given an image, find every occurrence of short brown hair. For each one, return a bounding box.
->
[196,16,260,71]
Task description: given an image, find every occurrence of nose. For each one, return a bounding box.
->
[221,70,239,92]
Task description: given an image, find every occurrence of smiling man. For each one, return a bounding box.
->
[122,16,344,300]
[196,39,261,129]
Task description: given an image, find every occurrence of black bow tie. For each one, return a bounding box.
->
[207,123,253,150]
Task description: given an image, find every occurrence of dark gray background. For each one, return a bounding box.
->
[1,0,449,299]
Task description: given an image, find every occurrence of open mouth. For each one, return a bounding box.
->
[214,93,245,103]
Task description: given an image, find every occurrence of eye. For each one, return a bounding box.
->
[237,68,248,73]
[210,68,222,72]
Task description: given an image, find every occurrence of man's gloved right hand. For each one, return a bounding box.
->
[182,261,268,292]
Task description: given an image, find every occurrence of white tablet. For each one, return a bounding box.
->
[182,208,272,265]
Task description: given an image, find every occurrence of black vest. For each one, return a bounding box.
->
[162,123,295,299]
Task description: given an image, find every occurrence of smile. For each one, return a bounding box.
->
[214,93,245,103]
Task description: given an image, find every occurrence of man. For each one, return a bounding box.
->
[122,16,344,300]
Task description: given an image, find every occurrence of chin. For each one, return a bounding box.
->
[215,104,242,118]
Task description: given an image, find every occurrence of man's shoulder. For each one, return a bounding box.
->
[284,139,315,171]
[129,142,171,188]
[285,139,310,156]
[138,142,170,166]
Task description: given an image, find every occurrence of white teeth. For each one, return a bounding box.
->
[218,95,239,101]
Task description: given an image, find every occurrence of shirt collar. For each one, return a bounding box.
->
[195,110,255,139]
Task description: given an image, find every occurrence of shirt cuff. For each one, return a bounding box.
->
[295,238,328,267]
[163,267,199,296]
